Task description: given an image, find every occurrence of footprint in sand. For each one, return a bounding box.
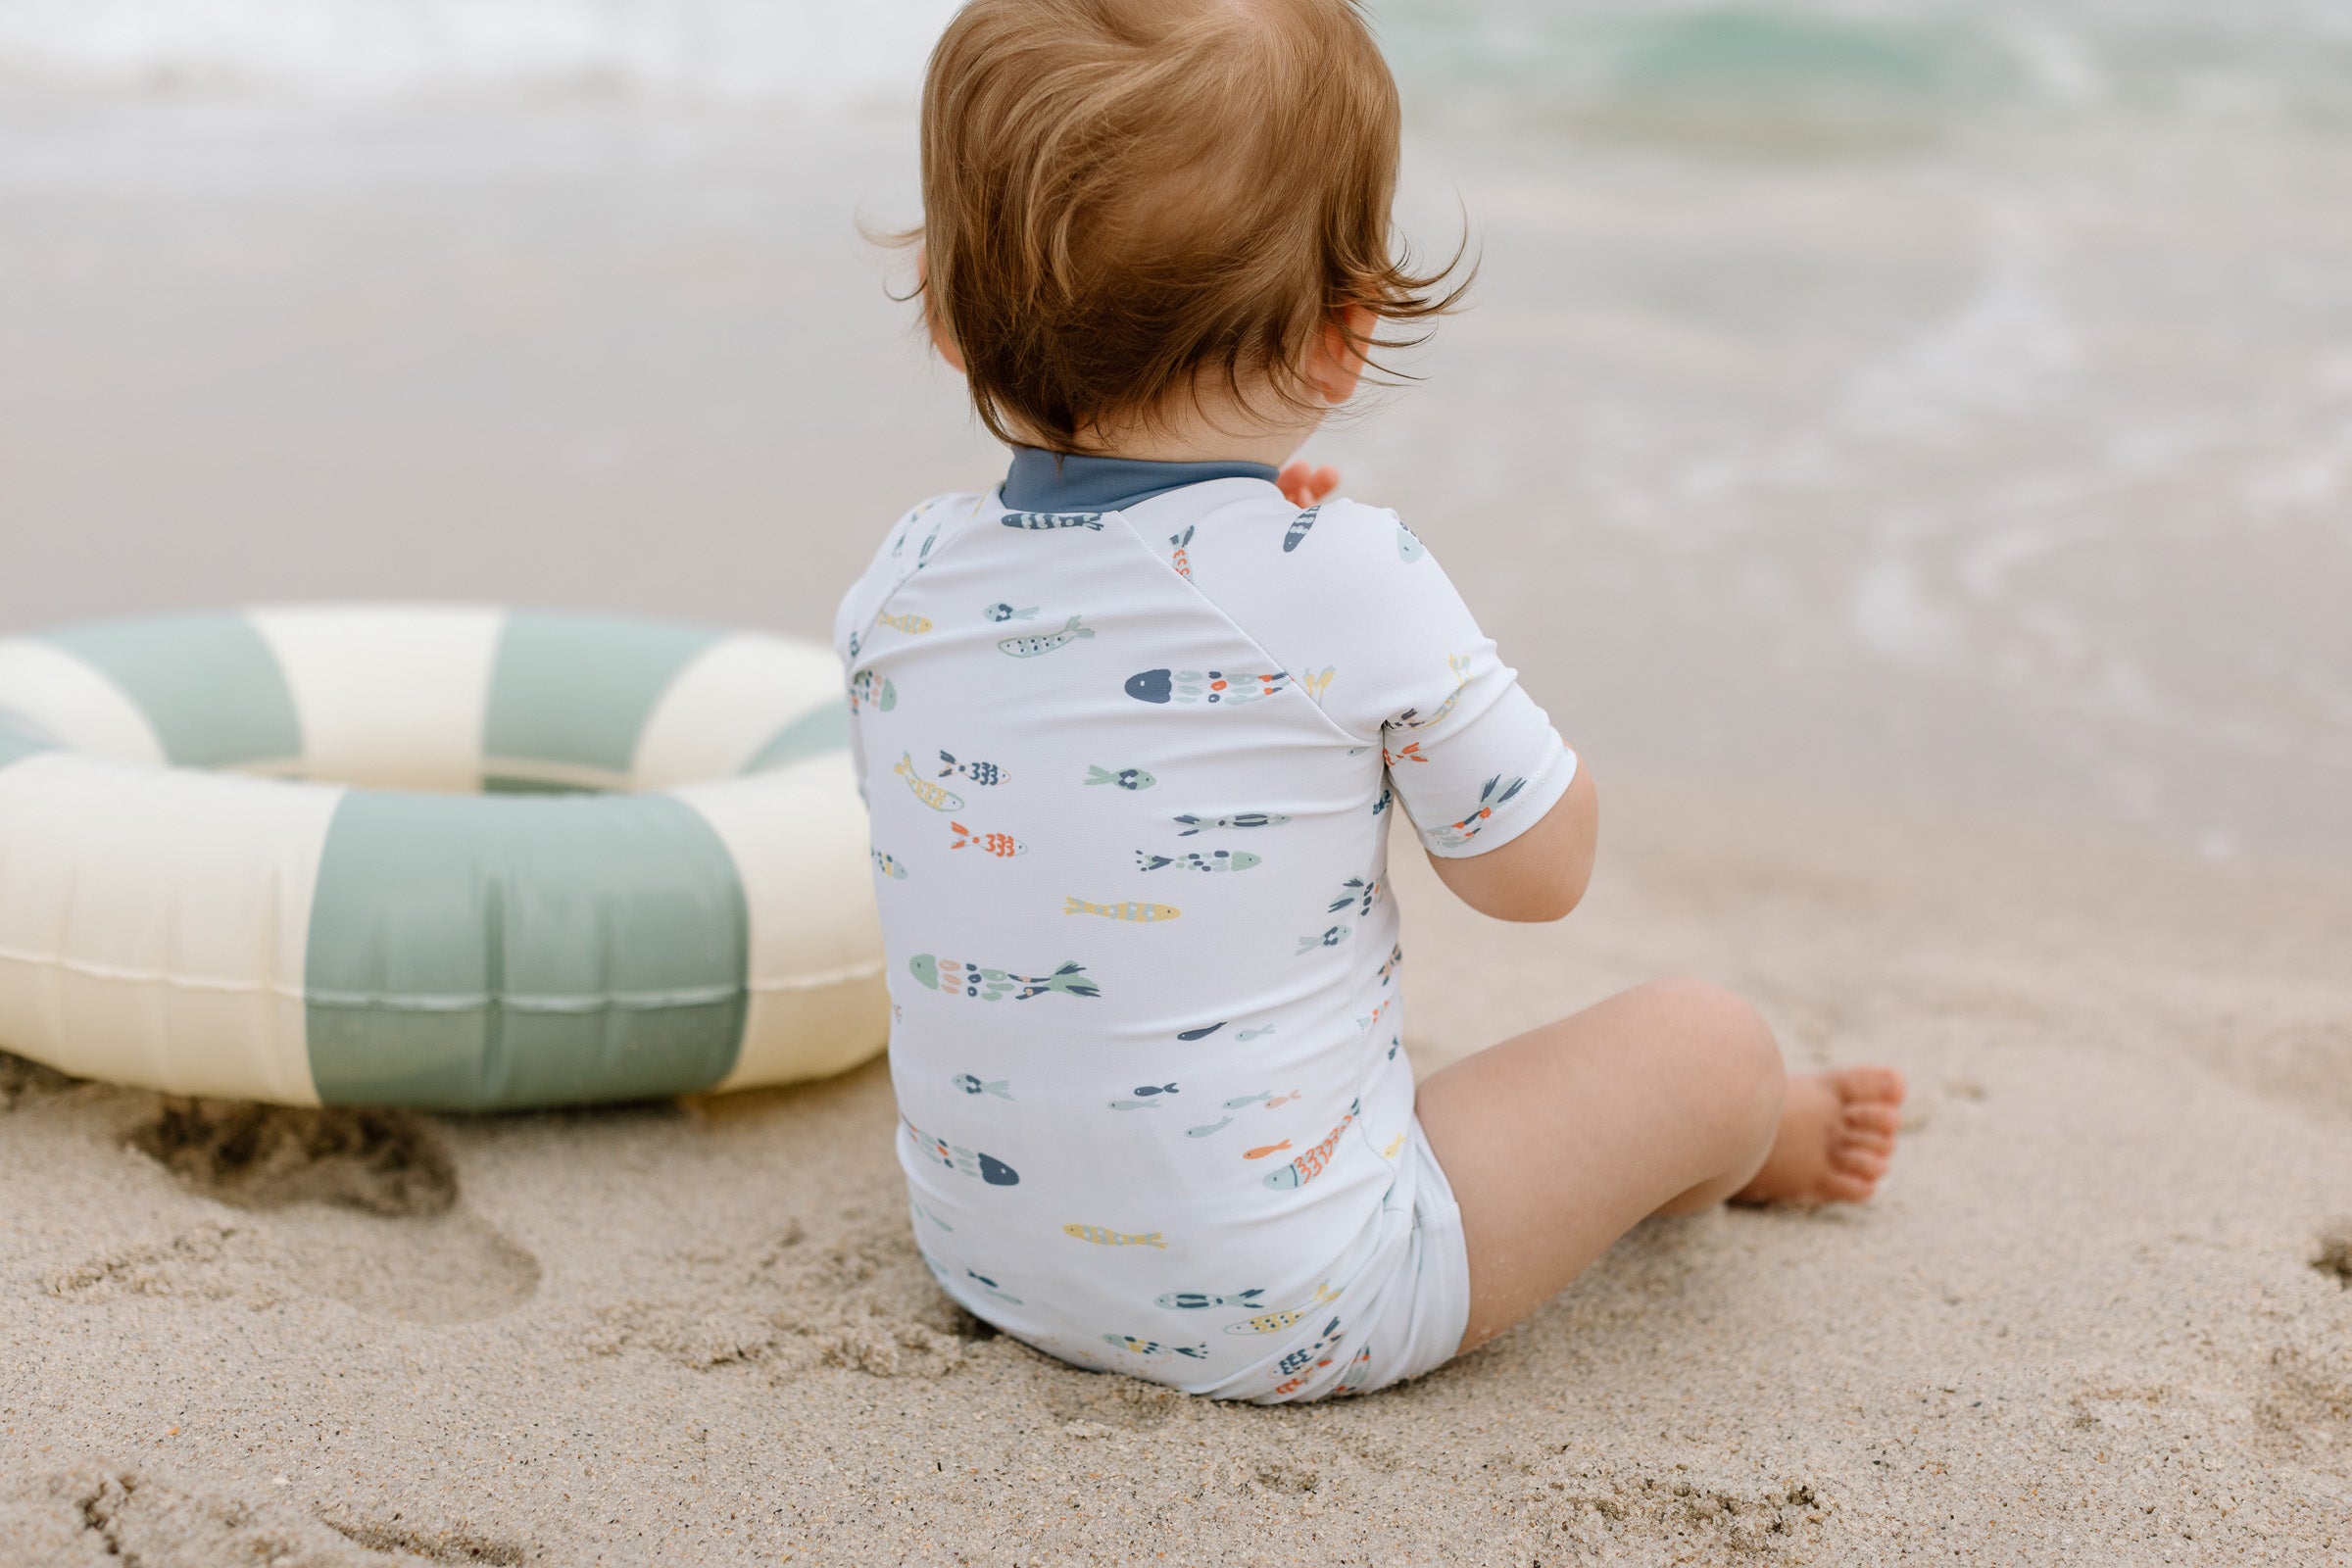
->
[108,1100,541,1325]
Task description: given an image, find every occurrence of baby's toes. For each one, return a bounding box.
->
[1830,1142,1891,1182]
[1819,1167,1881,1203]
[1835,1065,1907,1109]
[1843,1102,1903,1140]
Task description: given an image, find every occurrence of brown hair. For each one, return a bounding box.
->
[903,0,1469,451]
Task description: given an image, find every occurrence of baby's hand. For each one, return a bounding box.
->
[1277,462,1341,508]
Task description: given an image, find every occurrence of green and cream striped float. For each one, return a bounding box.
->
[0,606,883,1110]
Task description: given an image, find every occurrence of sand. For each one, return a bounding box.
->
[5,778,2347,1566]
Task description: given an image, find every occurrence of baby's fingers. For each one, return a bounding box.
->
[1277,462,1341,507]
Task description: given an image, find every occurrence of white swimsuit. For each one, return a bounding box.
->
[834,451,1575,1401]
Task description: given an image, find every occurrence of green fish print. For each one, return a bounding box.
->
[1328,875,1382,915]
[967,1269,1022,1305]
[982,603,1039,622]
[849,668,897,712]
[1396,522,1426,562]
[1155,1289,1265,1310]
[1295,924,1351,955]
[1173,811,1287,835]
[1125,668,1289,706]
[1002,511,1105,531]
[1085,764,1156,791]
[904,1115,1020,1186]
[1103,1335,1209,1360]
[951,1073,1012,1100]
[1428,774,1529,850]
[908,954,1102,1002]
[870,848,909,880]
[894,753,963,811]
[1000,614,1095,659]
[1134,849,1260,873]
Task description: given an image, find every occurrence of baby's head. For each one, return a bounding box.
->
[910,0,1464,455]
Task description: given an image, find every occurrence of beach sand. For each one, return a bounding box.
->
[6,778,2347,1565]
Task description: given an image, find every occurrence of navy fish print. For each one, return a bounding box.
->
[1283,506,1320,553]
[1002,511,1104,531]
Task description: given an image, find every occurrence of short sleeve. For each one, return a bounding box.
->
[1192,497,1576,859]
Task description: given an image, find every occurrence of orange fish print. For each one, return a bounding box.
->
[950,821,1025,858]
[1243,1141,1292,1160]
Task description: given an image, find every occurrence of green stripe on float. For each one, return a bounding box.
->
[743,701,851,772]
[303,791,751,1110]
[0,710,56,768]
[44,612,302,767]
[481,612,719,782]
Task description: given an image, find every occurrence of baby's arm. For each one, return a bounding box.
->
[1424,762,1597,922]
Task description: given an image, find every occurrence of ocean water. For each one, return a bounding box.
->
[1,1,2346,870]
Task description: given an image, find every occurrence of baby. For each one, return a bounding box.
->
[836,0,1906,1401]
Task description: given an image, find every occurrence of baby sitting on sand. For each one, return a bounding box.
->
[835,0,1906,1401]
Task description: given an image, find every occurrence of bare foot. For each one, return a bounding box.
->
[1733,1066,1906,1206]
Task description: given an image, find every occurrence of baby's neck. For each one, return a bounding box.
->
[1037,387,1324,470]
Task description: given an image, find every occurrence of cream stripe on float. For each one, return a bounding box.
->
[0,637,167,764]
[668,750,889,1092]
[247,604,504,792]
[630,632,847,790]
[0,753,340,1103]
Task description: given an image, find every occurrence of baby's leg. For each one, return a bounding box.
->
[1416,978,1904,1354]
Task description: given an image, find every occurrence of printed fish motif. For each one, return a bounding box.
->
[950,821,1025,858]
[895,753,962,811]
[1223,1283,1342,1336]
[1130,1083,1179,1097]
[1263,1099,1359,1191]
[1125,668,1290,706]
[1085,764,1156,791]
[1382,1134,1406,1158]
[1383,740,1426,767]
[1377,944,1403,984]
[1372,784,1392,816]
[890,498,936,557]
[1236,1026,1277,1042]
[1169,525,1195,579]
[999,613,1095,659]
[1387,1035,1400,1060]
[849,668,897,712]
[1155,1289,1265,1310]
[871,849,908,880]
[1298,665,1336,701]
[1185,1116,1234,1138]
[1224,1091,1273,1110]
[1396,655,1473,731]
[1109,1099,1162,1111]
[967,1269,1022,1304]
[908,955,1101,1002]
[1269,1316,1348,1393]
[1331,1346,1377,1397]
[1428,774,1530,850]
[1065,896,1181,922]
[1329,875,1383,914]
[1354,998,1394,1034]
[938,751,1008,785]
[951,1073,1012,1100]
[1283,506,1321,553]
[1263,1091,1301,1109]
[909,1200,952,1232]
[874,610,933,634]
[904,1117,1020,1186]
[1003,511,1105,531]
[1135,849,1260,873]
[1173,811,1288,835]
[1396,522,1426,562]
[1177,1022,1224,1041]
[1062,1223,1166,1249]
[1295,925,1351,955]
[1103,1335,1208,1359]
[981,603,1039,622]
[1243,1141,1292,1160]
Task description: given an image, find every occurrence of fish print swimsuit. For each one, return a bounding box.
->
[835,448,1577,1401]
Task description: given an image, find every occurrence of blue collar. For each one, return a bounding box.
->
[1002,447,1279,514]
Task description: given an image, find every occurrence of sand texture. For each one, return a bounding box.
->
[4,782,2347,1566]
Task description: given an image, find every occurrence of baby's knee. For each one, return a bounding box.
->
[1642,977,1785,1122]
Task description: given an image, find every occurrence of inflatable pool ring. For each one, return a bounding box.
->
[0,606,883,1110]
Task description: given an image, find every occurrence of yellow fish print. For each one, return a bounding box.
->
[894,753,963,811]
[1396,654,1472,731]
[1062,1223,1167,1250]
[1298,664,1336,701]
[1382,1134,1405,1158]
[874,610,933,634]
[1064,896,1181,923]
[1221,1281,1343,1336]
